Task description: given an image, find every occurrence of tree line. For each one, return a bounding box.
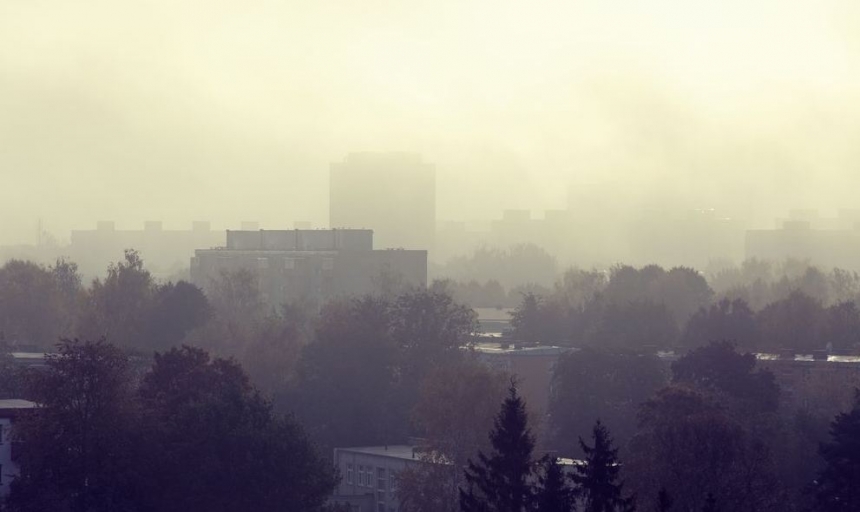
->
[510,263,860,353]
[3,339,337,512]
[2,252,860,511]
[449,345,860,512]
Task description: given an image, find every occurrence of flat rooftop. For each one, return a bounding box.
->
[468,342,572,357]
[0,399,37,411]
[335,445,420,461]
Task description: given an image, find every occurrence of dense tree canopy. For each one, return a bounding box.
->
[814,390,860,511]
[549,348,666,456]
[6,340,336,512]
[671,341,780,414]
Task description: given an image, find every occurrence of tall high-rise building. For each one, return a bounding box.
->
[330,152,436,251]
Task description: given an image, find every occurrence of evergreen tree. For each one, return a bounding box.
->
[814,390,860,511]
[460,384,535,512]
[702,493,718,512]
[656,488,672,512]
[572,421,635,512]
[533,454,577,512]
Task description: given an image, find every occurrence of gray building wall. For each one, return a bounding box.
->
[191,230,427,306]
[331,446,423,512]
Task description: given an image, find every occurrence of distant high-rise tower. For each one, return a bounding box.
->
[330,152,436,250]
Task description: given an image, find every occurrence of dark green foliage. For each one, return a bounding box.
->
[533,455,577,512]
[814,390,860,511]
[701,493,718,512]
[293,289,475,452]
[671,341,779,413]
[627,386,780,512]
[0,335,23,399]
[80,250,154,347]
[138,346,336,512]
[6,339,142,512]
[549,348,666,456]
[143,281,210,351]
[822,301,860,352]
[588,300,679,351]
[603,265,712,327]
[0,259,80,348]
[756,290,825,352]
[510,292,544,343]
[681,298,758,350]
[571,421,635,512]
[656,488,672,512]
[460,385,535,512]
[6,340,336,512]
[293,296,403,451]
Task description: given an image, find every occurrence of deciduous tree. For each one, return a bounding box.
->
[813,390,860,511]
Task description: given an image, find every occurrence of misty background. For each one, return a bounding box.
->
[3,0,860,245]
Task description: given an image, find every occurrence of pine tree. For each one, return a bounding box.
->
[814,390,860,511]
[460,384,535,512]
[533,454,577,512]
[656,488,672,512]
[572,420,635,512]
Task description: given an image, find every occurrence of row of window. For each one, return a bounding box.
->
[345,463,397,492]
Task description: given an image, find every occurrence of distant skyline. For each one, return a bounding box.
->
[3,0,860,244]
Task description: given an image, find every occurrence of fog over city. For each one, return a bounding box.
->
[3,0,860,244]
[7,2,860,512]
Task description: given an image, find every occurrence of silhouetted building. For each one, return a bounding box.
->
[628,208,745,268]
[746,210,860,270]
[470,342,572,430]
[190,229,427,306]
[68,221,225,280]
[330,152,436,251]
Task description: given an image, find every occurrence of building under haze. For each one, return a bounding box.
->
[69,221,225,281]
[330,152,436,252]
[190,229,427,306]
[330,445,420,512]
[746,210,860,271]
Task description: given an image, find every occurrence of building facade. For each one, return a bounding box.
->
[190,229,427,306]
[330,446,423,512]
[0,399,37,498]
[469,342,572,434]
[69,221,225,280]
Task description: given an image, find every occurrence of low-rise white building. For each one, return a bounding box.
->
[0,399,37,498]
[330,445,424,512]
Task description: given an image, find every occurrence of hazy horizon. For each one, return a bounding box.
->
[3,0,860,245]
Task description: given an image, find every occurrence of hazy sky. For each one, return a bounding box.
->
[2,0,859,244]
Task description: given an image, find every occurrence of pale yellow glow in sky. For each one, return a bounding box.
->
[1,0,859,243]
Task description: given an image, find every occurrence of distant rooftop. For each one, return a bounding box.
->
[0,399,37,412]
[469,342,572,357]
[336,445,421,461]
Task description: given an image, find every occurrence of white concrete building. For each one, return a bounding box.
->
[330,445,424,512]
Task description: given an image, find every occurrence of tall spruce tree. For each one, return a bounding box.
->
[702,493,718,512]
[656,488,673,512]
[533,454,577,512]
[460,384,535,512]
[572,421,635,512]
[814,390,860,511]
